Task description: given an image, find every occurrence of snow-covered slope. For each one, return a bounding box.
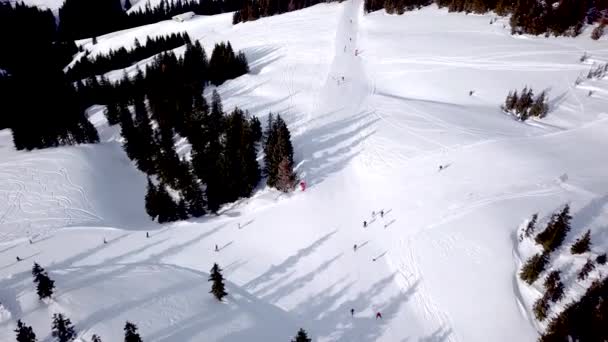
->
[1,1,608,341]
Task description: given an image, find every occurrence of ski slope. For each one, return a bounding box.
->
[2,1,608,341]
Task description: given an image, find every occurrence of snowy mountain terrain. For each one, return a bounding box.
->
[2,0,608,341]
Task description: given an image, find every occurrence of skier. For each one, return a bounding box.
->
[438,165,443,171]
[350,308,355,316]
[372,210,376,217]
[353,244,357,252]
[215,244,219,252]
[376,312,382,319]
[103,237,107,244]
[380,210,384,218]
[342,76,345,82]
[16,256,21,262]
[29,239,33,244]
[146,232,150,238]
[363,221,367,228]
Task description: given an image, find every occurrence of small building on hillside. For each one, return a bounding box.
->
[172,11,195,22]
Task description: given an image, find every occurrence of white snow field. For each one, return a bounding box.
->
[2,0,608,341]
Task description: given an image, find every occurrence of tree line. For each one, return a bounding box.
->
[517,206,607,341]
[0,2,99,150]
[58,0,242,41]
[66,32,192,81]
[232,0,339,24]
[365,0,608,37]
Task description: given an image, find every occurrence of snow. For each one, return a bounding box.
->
[2,1,608,341]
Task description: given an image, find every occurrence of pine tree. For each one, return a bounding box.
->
[276,157,297,192]
[535,205,572,252]
[571,229,591,254]
[51,313,76,342]
[91,334,102,342]
[123,322,142,342]
[528,91,548,118]
[144,178,158,221]
[524,213,538,238]
[32,263,55,300]
[209,263,228,301]
[597,253,607,265]
[14,320,37,342]
[291,328,312,342]
[533,295,550,321]
[155,183,179,223]
[520,252,549,285]
[132,96,158,174]
[543,270,564,303]
[577,259,595,281]
[504,90,518,112]
[104,103,121,126]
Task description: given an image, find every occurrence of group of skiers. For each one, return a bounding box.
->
[350,308,383,319]
[363,209,384,228]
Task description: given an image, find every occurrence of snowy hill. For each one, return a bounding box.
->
[2,0,608,341]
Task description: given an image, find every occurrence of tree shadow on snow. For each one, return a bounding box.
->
[294,111,379,188]
[419,327,453,342]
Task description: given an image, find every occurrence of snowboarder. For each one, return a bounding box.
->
[215,244,219,252]
[380,210,384,218]
[16,256,21,262]
[353,244,357,252]
[351,308,355,316]
[363,221,367,228]
[376,312,382,319]
[146,232,150,238]
[103,238,107,244]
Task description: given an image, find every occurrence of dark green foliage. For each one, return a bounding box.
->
[123,322,143,342]
[155,183,180,223]
[571,229,592,254]
[364,0,608,37]
[597,253,607,265]
[31,263,55,300]
[533,294,550,321]
[208,42,249,86]
[144,178,159,220]
[51,313,76,342]
[524,213,538,238]
[14,319,37,342]
[520,252,549,285]
[67,33,191,81]
[577,258,595,281]
[264,114,296,191]
[591,23,605,40]
[59,0,125,40]
[535,205,572,252]
[209,263,228,301]
[291,328,312,342]
[544,270,564,303]
[234,0,340,24]
[541,276,608,342]
[91,334,102,342]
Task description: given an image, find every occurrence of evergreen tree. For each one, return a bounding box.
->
[132,96,158,174]
[528,91,549,118]
[503,90,518,111]
[144,178,158,221]
[571,229,592,254]
[104,103,121,126]
[14,319,37,342]
[32,263,55,300]
[155,183,180,223]
[209,263,228,301]
[544,270,564,303]
[51,313,76,342]
[577,258,595,281]
[276,157,297,192]
[520,252,549,285]
[535,205,572,252]
[524,213,538,238]
[291,328,312,342]
[123,322,142,342]
[533,295,550,321]
[597,253,607,265]
[91,334,102,342]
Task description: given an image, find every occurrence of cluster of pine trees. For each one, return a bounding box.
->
[0,2,99,150]
[232,0,339,24]
[517,206,608,341]
[58,0,241,41]
[264,113,298,192]
[67,33,191,81]
[14,317,144,342]
[502,87,548,120]
[365,0,608,37]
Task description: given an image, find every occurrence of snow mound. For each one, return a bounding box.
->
[0,263,297,341]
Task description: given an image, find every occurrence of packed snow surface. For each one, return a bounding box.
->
[2,1,608,341]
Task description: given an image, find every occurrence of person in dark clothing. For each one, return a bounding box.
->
[351,308,355,316]
[103,238,107,244]
[380,210,384,218]
[376,312,382,319]
[215,244,219,252]
[363,221,367,228]
[146,232,150,238]
[16,256,21,262]
[353,244,357,251]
